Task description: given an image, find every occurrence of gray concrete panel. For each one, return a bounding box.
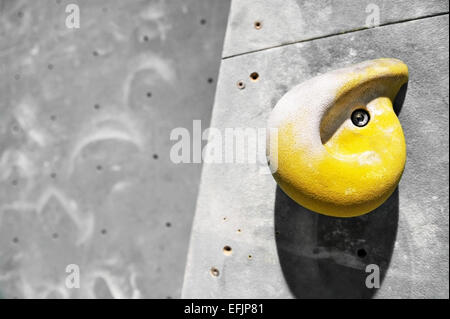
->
[0,0,230,298]
[223,0,449,58]
[183,14,449,298]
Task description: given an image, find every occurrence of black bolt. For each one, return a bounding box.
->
[351,109,370,127]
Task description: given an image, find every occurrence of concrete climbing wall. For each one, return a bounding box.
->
[183,0,449,298]
[0,0,230,298]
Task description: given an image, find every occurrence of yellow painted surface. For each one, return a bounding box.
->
[271,59,408,217]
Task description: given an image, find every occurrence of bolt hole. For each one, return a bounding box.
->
[248,254,253,259]
[93,51,99,57]
[101,229,107,235]
[48,64,54,70]
[254,21,262,29]
[223,245,232,256]
[250,72,259,81]
[52,233,59,239]
[200,18,206,25]
[94,104,101,110]
[237,80,245,90]
[50,115,57,121]
[153,154,158,159]
[357,248,367,258]
[143,35,149,42]
[11,125,20,134]
[12,237,19,244]
[165,222,171,228]
[237,229,241,233]
[351,109,370,127]
[96,165,103,171]
[207,78,214,84]
[146,92,152,98]
[50,172,57,179]
[210,267,220,277]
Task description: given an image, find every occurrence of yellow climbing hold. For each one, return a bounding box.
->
[267,58,408,217]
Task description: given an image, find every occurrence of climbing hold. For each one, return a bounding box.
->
[267,58,408,217]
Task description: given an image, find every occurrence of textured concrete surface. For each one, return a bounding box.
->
[222,0,449,58]
[183,8,449,298]
[0,0,230,298]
